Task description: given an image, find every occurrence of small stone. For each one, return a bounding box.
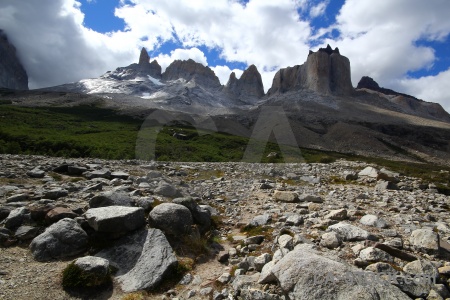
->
[324,209,347,220]
[320,232,342,249]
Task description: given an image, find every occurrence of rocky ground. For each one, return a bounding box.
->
[1,154,450,300]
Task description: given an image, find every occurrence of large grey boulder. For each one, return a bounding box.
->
[148,203,193,236]
[270,245,410,300]
[154,181,181,198]
[96,229,177,292]
[89,191,132,208]
[30,218,88,261]
[72,256,111,287]
[328,222,377,241]
[4,207,30,229]
[273,191,298,203]
[85,206,145,235]
[172,197,211,233]
[360,214,389,228]
[410,229,440,255]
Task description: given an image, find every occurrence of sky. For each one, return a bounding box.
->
[0,0,449,112]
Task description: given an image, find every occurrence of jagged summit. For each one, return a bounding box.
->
[138,47,151,65]
[268,44,352,96]
[162,59,221,88]
[224,64,264,100]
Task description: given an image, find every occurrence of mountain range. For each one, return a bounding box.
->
[1,34,449,164]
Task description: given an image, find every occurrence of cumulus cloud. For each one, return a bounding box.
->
[0,0,449,112]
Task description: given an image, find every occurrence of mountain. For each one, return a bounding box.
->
[0,29,28,90]
[4,45,450,164]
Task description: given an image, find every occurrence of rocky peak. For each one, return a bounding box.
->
[162,59,221,88]
[0,29,28,90]
[225,65,264,99]
[138,47,150,66]
[268,45,353,96]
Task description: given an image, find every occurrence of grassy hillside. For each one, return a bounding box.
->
[0,104,448,193]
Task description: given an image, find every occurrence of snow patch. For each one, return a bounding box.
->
[147,75,165,86]
[141,91,169,99]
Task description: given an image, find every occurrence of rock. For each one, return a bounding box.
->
[178,273,193,285]
[27,168,45,178]
[358,247,394,264]
[278,234,294,250]
[45,207,77,224]
[154,181,180,198]
[71,256,111,287]
[324,209,347,220]
[89,191,132,208]
[138,47,150,65]
[67,165,88,175]
[30,218,88,261]
[0,30,28,89]
[244,235,264,245]
[273,190,298,202]
[270,244,410,300]
[410,229,440,255]
[365,262,397,274]
[0,207,11,222]
[84,169,111,180]
[85,206,145,234]
[29,203,54,222]
[248,214,271,227]
[4,207,30,229]
[6,193,29,203]
[438,266,450,276]
[320,232,342,249]
[427,289,444,300]
[360,214,389,228]
[328,222,377,241]
[240,289,281,300]
[96,229,177,292]
[375,180,398,191]
[258,260,277,284]
[111,171,129,180]
[199,287,213,296]
[216,272,231,284]
[14,225,39,240]
[254,253,271,272]
[172,197,211,233]
[148,203,193,236]
[162,59,221,88]
[358,166,379,178]
[231,273,260,292]
[217,251,229,263]
[44,188,68,200]
[285,214,303,226]
[299,194,323,203]
[404,260,439,282]
[225,65,264,100]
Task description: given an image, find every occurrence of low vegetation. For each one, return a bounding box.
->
[0,104,448,192]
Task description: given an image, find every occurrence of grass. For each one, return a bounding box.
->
[62,262,111,288]
[239,225,274,242]
[0,104,449,193]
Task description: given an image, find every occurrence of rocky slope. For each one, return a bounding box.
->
[0,29,28,90]
[1,154,450,299]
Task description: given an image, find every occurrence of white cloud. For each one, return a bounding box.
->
[210,65,244,85]
[0,0,449,112]
[309,1,329,18]
[393,68,450,113]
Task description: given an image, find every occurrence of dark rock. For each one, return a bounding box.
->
[138,47,150,65]
[0,29,28,90]
[4,207,30,229]
[172,197,211,233]
[30,218,88,261]
[224,65,264,100]
[29,204,55,222]
[89,191,132,208]
[0,207,11,222]
[85,206,145,235]
[67,165,87,176]
[14,225,39,240]
[44,188,68,200]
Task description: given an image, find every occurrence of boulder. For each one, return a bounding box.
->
[320,232,342,249]
[248,214,271,227]
[44,188,68,200]
[45,207,77,224]
[85,206,145,234]
[70,256,111,287]
[360,214,389,228]
[4,207,30,229]
[96,229,177,292]
[89,191,132,208]
[324,209,347,220]
[328,222,377,241]
[270,244,410,300]
[148,203,193,236]
[30,218,88,261]
[273,191,298,202]
[172,197,211,233]
[410,229,440,255]
[154,181,180,198]
[358,167,379,178]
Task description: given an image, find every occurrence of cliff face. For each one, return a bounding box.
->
[0,30,28,90]
[162,59,221,88]
[224,65,264,100]
[268,45,353,96]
